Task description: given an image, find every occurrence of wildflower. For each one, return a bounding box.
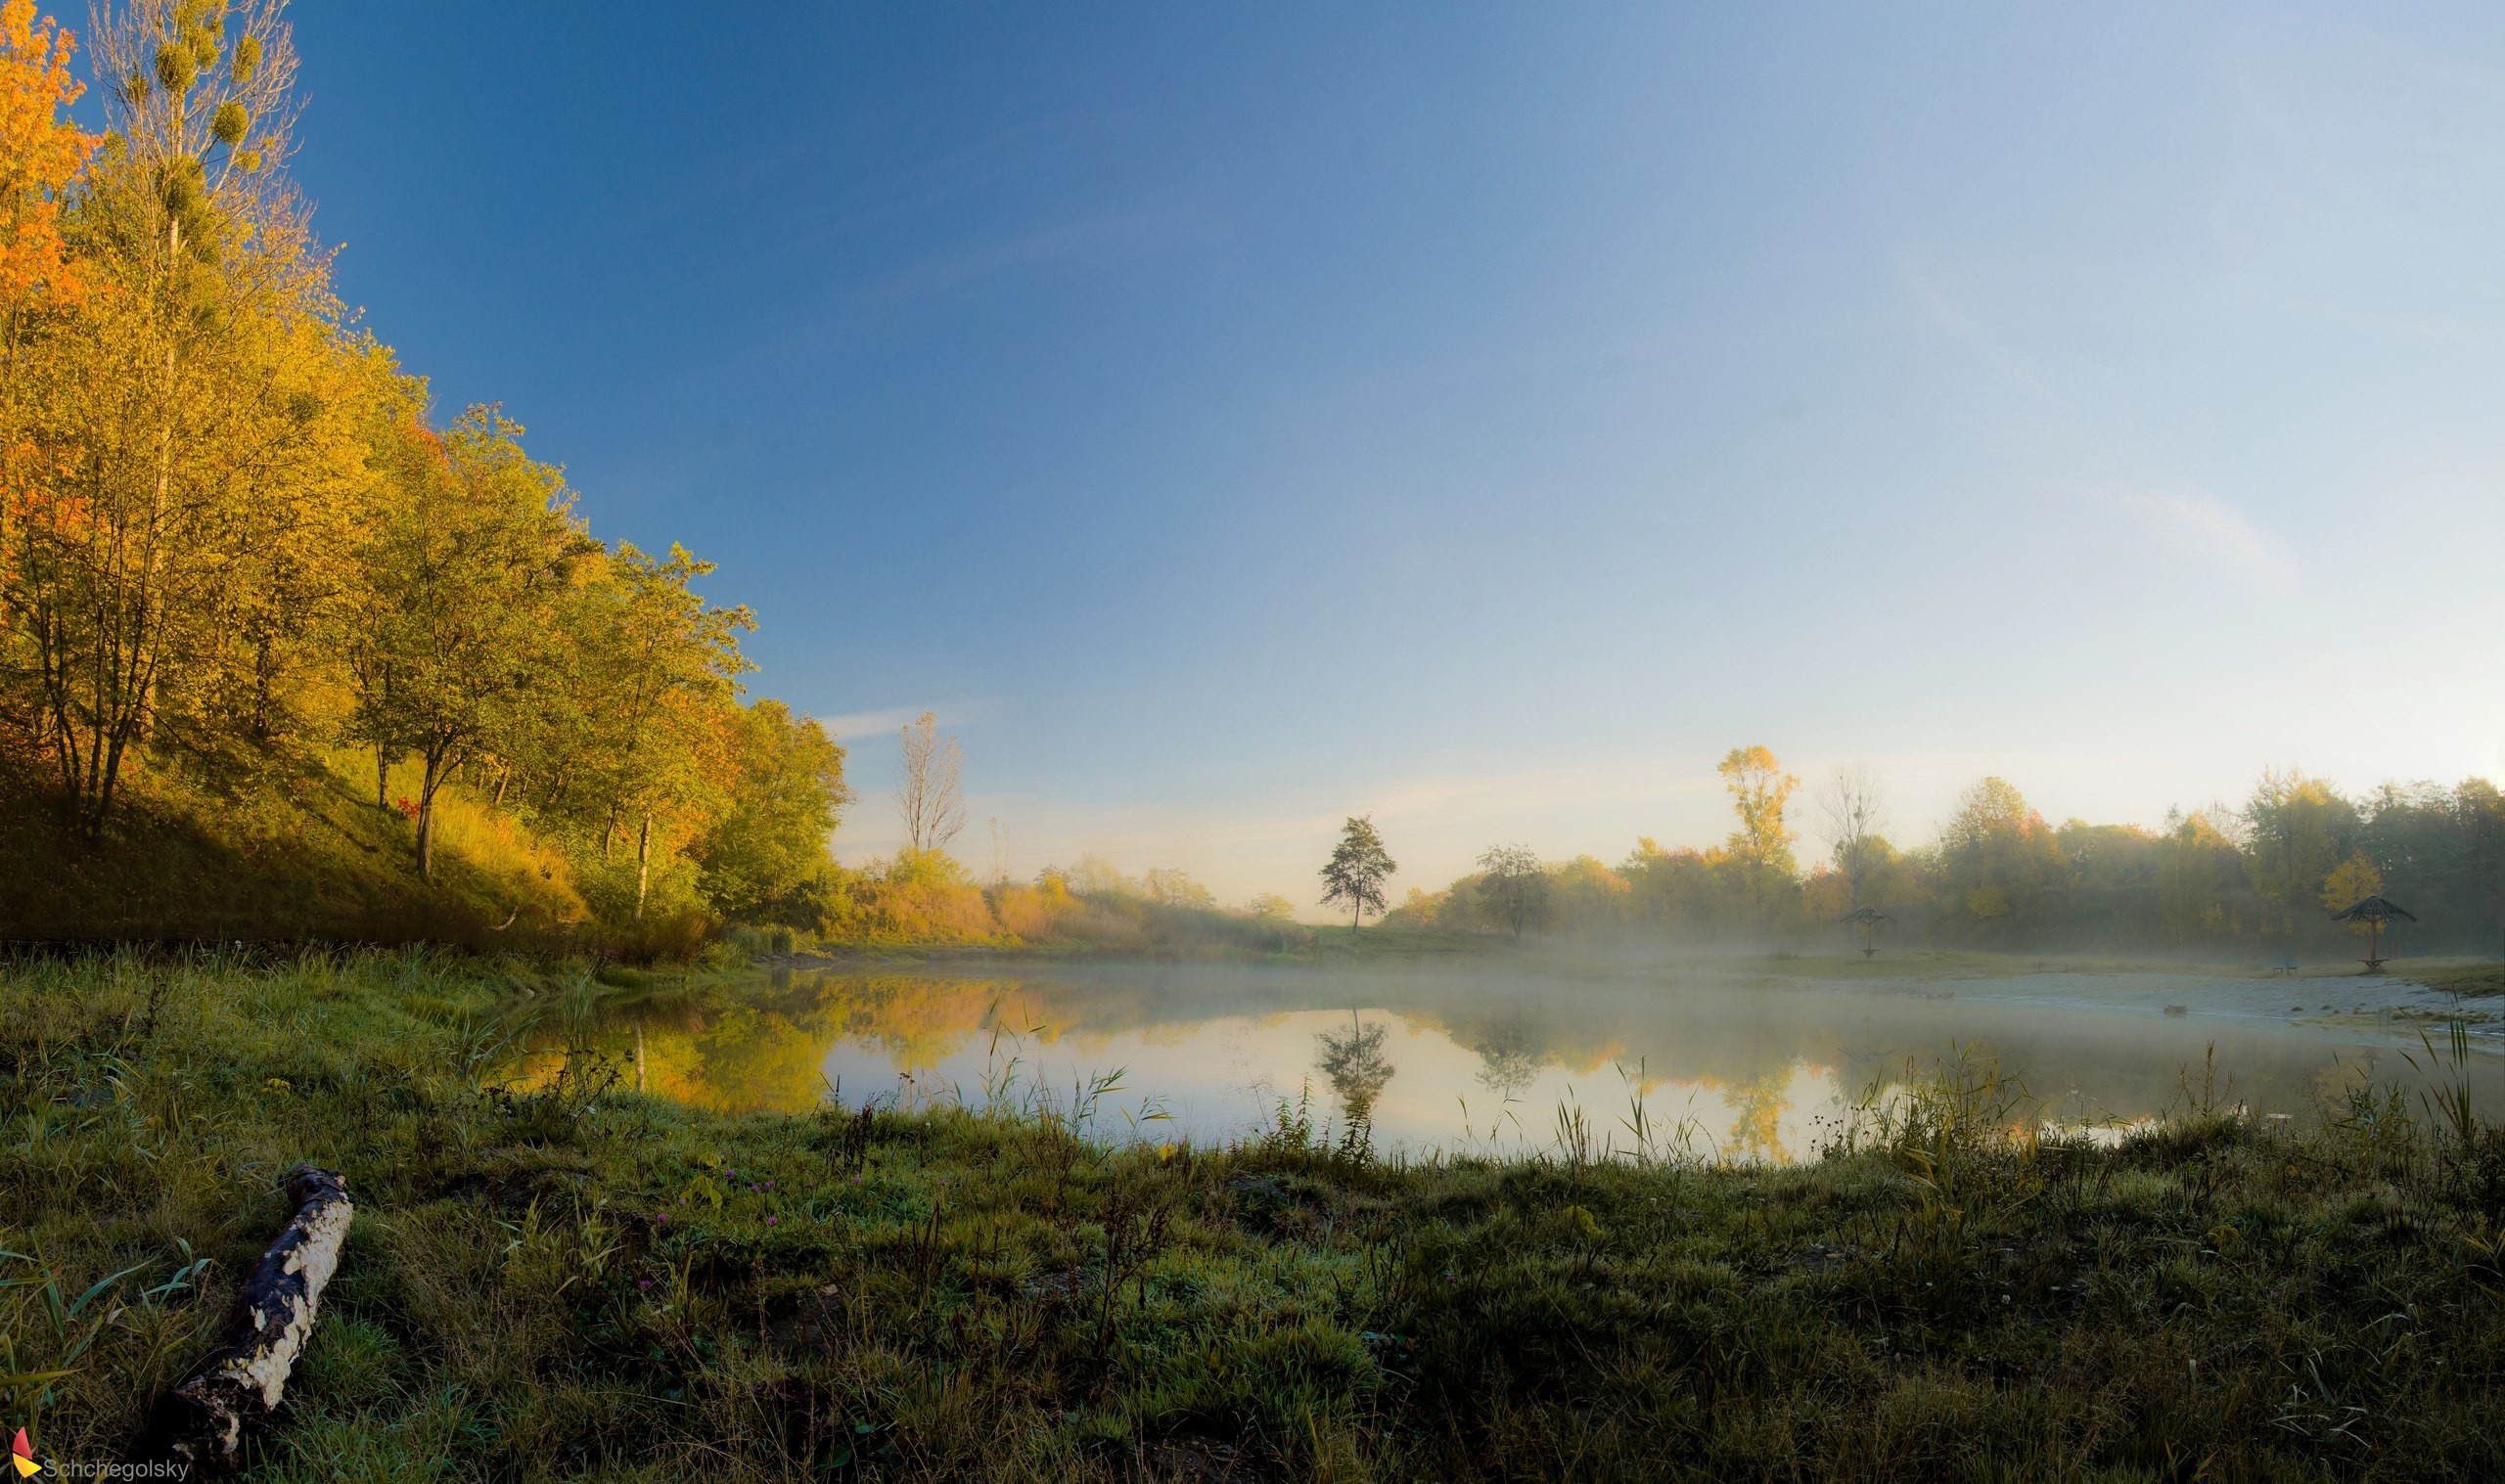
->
[766,1216,779,1226]
[638,1279,653,1289]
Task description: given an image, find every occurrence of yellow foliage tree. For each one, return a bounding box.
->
[1717,744,1799,915]
[0,0,96,318]
[2320,851,2384,930]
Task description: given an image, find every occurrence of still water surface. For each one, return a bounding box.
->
[528,961,2505,1161]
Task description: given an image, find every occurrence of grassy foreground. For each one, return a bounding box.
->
[7,952,2505,1481]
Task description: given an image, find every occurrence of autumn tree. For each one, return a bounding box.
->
[2320,851,2383,920]
[1142,867,1214,909]
[894,709,965,856]
[1718,744,1799,914]
[90,0,305,245]
[2,0,364,829]
[2243,769,2354,940]
[347,406,590,876]
[575,541,754,917]
[0,0,847,941]
[1939,776,2067,934]
[1475,842,1551,940]
[0,0,96,764]
[691,698,847,922]
[2156,809,2247,946]
[0,0,94,325]
[1320,815,1396,928]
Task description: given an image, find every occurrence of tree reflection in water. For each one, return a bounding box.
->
[1471,1021,1542,1099]
[1315,1011,1395,1138]
[1724,1067,1795,1163]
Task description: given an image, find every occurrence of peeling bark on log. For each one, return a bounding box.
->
[142,1165,353,1472]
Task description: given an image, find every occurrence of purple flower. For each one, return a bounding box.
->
[638,1279,653,1289]
[766,1216,778,1225]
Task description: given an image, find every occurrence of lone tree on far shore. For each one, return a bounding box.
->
[1321,816,1397,928]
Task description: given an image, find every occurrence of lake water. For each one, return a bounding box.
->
[524,957,2505,1161]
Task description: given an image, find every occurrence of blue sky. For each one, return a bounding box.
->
[105,2,2505,905]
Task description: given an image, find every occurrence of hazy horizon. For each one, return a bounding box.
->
[171,2,2505,908]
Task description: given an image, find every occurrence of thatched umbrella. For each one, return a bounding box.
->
[1838,906,1895,959]
[2331,895,2417,972]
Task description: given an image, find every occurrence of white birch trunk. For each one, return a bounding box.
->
[146,1165,354,1471]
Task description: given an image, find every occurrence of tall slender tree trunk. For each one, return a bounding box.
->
[376,745,389,810]
[132,217,180,754]
[417,743,451,880]
[635,813,653,920]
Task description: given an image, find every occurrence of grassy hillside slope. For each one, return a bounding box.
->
[0,751,589,948]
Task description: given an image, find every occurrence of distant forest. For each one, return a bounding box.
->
[1388,748,2505,960]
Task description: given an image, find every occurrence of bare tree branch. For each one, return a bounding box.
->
[1816,762,1888,910]
[895,709,965,853]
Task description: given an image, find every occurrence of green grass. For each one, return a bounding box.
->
[8,950,2505,1480]
[2413,961,2505,1000]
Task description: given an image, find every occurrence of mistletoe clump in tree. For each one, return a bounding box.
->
[1320,815,1396,928]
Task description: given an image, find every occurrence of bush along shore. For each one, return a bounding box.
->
[7,950,2505,1481]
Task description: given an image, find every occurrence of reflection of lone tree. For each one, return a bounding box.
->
[1315,1012,1395,1118]
[895,711,966,853]
[2331,894,2416,974]
[1838,906,1895,959]
[1476,843,1552,940]
[1320,816,1397,927]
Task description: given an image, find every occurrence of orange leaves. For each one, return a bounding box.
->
[0,0,98,313]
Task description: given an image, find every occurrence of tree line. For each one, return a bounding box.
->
[1383,747,2505,960]
[0,0,845,933]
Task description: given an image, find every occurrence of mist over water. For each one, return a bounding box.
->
[538,961,2505,1160]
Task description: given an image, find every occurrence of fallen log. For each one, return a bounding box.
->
[141,1164,353,1472]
